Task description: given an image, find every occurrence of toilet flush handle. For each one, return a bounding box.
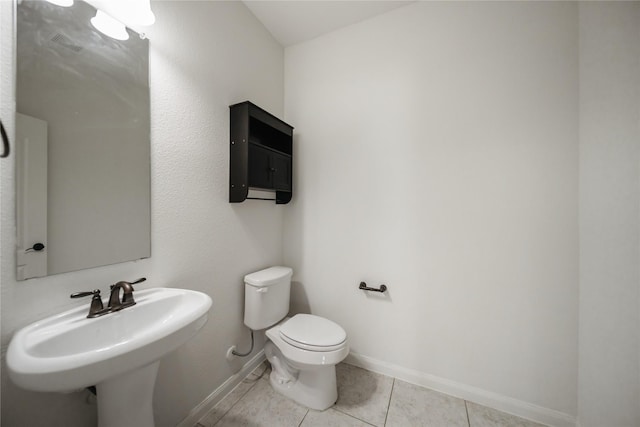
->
[257,288,268,293]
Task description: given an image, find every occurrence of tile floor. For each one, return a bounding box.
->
[196,362,546,427]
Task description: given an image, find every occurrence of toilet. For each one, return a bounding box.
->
[244,266,349,411]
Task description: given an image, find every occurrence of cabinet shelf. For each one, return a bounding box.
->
[229,101,294,204]
[248,139,292,158]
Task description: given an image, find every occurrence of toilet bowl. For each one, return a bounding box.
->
[264,314,349,410]
[243,267,349,411]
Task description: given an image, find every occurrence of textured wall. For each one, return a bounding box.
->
[2,1,638,426]
[578,3,640,426]
[1,2,284,426]
[284,2,579,423]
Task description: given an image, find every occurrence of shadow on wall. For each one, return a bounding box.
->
[290,279,392,318]
[225,329,266,374]
[289,281,311,315]
[231,201,284,257]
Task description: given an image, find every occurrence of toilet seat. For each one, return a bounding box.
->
[266,317,349,367]
[280,314,347,352]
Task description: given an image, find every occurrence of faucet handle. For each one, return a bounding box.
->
[70,289,101,299]
[70,289,109,318]
[110,277,146,290]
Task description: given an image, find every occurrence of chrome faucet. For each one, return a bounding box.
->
[108,277,146,311]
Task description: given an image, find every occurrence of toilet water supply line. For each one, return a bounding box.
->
[232,330,254,357]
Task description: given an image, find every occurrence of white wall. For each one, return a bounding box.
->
[578,3,640,427]
[1,1,284,426]
[2,1,638,426]
[284,1,579,423]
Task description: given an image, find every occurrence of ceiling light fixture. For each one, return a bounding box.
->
[45,0,74,7]
[90,10,129,41]
[85,0,155,29]
[127,0,155,26]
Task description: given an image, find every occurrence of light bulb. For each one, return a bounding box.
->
[45,0,74,6]
[85,0,155,29]
[91,10,129,41]
[129,0,155,26]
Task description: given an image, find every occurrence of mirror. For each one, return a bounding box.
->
[16,0,151,280]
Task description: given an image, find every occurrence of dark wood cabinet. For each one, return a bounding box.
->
[248,143,292,192]
[229,101,293,204]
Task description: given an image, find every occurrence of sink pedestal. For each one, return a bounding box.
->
[7,287,212,427]
[96,361,160,427]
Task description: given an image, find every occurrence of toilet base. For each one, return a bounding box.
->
[269,363,337,411]
[265,341,338,411]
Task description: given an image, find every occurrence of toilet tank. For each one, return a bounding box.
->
[244,266,292,330]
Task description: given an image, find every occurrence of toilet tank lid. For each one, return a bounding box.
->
[244,266,293,287]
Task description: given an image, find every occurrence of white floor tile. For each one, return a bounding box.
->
[301,408,374,427]
[196,360,549,427]
[385,380,468,427]
[214,378,308,427]
[197,363,268,427]
[333,363,394,427]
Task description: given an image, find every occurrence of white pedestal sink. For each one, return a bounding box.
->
[7,287,212,427]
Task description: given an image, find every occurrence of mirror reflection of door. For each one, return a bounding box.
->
[16,0,151,280]
[16,113,48,280]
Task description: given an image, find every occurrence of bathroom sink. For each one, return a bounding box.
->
[7,287,212,392]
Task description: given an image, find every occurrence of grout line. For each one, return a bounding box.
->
[244,362,269,383]
[331,407,351,418]
[297,409,310,427]
[465,400,471,427]
[334,408,378,427]
[331,406,376,426]
[383,378,395,426]
[210,370,262,427]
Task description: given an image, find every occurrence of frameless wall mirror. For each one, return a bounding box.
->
[16,0,151,280]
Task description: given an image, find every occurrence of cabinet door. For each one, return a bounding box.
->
[271,153,291,191]
[248,143,273,189]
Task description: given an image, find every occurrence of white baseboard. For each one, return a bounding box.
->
[177,350,266,427]
[344,352,576,427]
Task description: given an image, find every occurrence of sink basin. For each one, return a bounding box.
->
[7,287,212,427]
[8,287,211,391]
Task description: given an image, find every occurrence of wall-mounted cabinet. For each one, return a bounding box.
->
[229,101,293,204]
